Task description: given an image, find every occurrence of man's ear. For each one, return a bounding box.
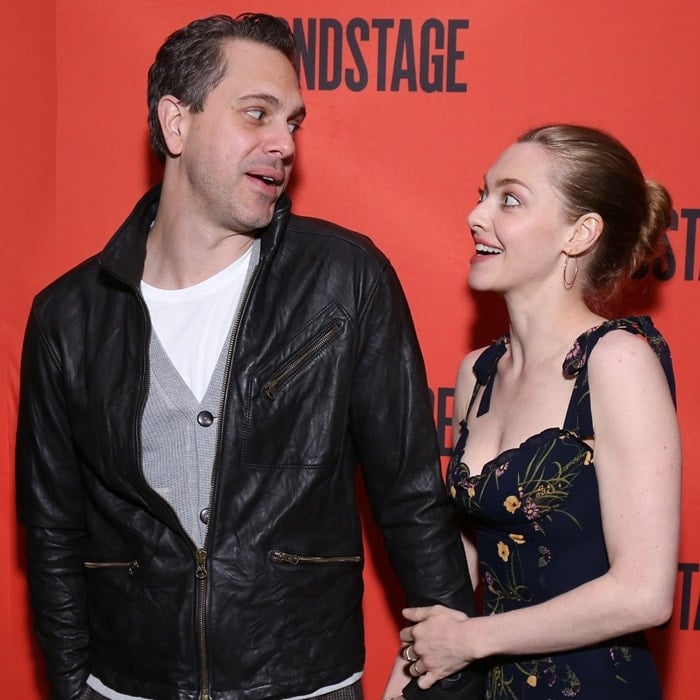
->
[158,96,187,157]
[566,213,603,256]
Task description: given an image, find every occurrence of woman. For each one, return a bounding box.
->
[386,124,681,699]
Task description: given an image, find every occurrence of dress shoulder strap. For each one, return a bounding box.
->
[562,315,676,437]
[450,337,508,478]
[468,336,508,418]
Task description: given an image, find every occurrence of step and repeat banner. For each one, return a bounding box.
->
[2,0,699,696]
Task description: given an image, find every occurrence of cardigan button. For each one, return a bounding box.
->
[197,411,214,427]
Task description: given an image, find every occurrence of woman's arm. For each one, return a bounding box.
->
[452,350,483,589]
[382,651,411,700]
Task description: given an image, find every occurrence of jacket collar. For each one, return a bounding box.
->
[98,183,292,288]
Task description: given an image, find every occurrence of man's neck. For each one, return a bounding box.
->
[142,212,255,290]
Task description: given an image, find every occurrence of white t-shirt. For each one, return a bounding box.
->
[140,248,252,401]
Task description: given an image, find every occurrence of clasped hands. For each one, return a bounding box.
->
[397,604,473,691]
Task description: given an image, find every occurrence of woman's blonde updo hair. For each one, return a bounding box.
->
[517,124,672,310]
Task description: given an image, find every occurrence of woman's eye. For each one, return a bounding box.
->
[477,188,487,203]
[246,109,264,121]
[503,193,520,206]
[288,122,301,135]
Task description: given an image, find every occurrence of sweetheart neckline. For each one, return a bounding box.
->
[460,426,591,480]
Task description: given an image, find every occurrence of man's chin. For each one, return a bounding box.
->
[232,206,276,234]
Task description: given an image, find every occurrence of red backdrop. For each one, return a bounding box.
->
[3,1,699,696]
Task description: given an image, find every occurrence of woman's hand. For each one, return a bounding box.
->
[399,605,474,689]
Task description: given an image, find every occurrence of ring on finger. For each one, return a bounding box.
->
[402,644,418,663]
[410,660,424,676]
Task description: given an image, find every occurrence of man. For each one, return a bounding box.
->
[16,14,482,700]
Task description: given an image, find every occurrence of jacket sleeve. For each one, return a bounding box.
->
[349,261,485,699]
[15,304,91,700]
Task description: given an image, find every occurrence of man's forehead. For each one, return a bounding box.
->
[218,41,303,109]
[221,38,295,73]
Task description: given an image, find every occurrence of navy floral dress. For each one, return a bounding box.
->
[446,316,675,699]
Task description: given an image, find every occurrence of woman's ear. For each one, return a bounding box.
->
[158,96,187,157]
[566,213,603,256]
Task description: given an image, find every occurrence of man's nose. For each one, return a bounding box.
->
[265,123,296,160]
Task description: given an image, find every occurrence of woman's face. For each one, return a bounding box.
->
[466,141,574,297]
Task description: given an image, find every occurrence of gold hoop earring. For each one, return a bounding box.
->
[563,254,578,291]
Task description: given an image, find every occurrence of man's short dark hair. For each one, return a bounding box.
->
[147,13,299,160]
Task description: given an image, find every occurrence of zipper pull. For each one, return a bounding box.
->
[272,551,300,565]
[263,379,279,400]
[196,549,208,580]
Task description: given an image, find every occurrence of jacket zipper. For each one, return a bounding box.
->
[271,551,361,565]
[195,260,262,700]
[109,238,266,699]
[128,280,219,700]
[263,321,343,400]
[83,560,140,575]
[195,548,209,700]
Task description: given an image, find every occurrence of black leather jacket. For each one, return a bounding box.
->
[16,186,483,699]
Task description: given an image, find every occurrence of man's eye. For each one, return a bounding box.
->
[477,188,487,203]
[503,193,520,206]
[246,109,264,121]
[288,122,301,135]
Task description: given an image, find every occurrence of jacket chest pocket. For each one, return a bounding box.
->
[241,306,352,469]
[262,320,344,400]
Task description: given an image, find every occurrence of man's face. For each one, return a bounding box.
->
[170,39,306,234]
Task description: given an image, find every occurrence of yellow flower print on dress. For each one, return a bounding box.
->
[497,541,510,562]
[503,495,521,513]
[526,675,537,687]
[509,533,525,544]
